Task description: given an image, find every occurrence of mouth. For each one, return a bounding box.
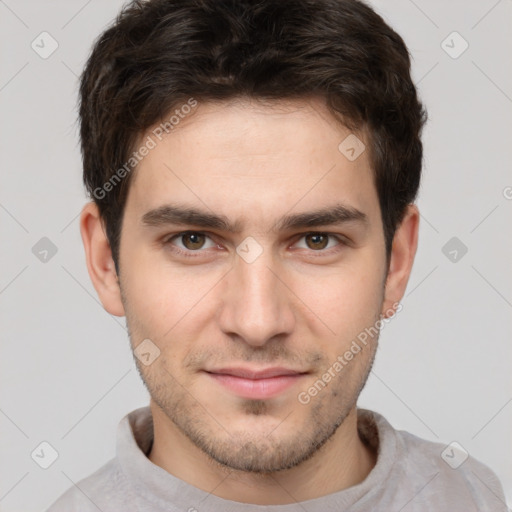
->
[203,367,309,400]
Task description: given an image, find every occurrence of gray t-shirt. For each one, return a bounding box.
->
[46,406,507,511]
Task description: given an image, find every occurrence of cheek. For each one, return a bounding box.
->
[120,256,178,337]
[291,256,384,341]
[121,249,224,340]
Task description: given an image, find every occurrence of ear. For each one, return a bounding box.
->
[80,202,125,317]
[381,204,419,317]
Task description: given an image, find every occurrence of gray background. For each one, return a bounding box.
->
[1,0,511,510]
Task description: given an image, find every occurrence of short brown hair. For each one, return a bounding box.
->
[79,0,426,272]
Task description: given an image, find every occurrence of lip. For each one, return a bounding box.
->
[204,367,308,399]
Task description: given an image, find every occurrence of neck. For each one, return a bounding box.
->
[148,402,377,505]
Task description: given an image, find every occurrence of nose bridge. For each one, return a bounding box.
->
[219,241,294,345]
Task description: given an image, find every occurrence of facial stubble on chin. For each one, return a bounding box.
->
[130,338,378,475]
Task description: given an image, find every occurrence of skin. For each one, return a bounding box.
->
[80,96,419,505]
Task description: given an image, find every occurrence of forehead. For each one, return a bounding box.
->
[125,97,380,230]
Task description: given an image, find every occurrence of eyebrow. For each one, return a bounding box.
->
[141,203,368,233]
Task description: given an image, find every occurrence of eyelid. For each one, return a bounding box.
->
[163,230,349,256]
[292,232,348,252]
[163,231,218,250]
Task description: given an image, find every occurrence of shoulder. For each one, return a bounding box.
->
[45,457,130,512]
[371,410,508,511]
[46,407,153,512]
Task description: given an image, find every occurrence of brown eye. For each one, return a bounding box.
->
[181,232,206,250]
[304,233,329,250]
[163,231,219,258]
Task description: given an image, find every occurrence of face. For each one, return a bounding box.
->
[116,97,391,473]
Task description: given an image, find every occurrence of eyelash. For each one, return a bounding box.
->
[162,231,348,258]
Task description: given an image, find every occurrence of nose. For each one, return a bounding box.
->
[217,246,295,347]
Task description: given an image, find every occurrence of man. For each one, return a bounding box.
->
[47,0,507,510]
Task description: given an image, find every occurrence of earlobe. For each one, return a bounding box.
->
[381,204,419,317]
[80,202,125,317]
